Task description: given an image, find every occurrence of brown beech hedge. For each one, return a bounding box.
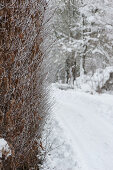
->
[0,0,48,169]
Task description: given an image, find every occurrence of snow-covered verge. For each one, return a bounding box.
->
[75,66,113,94]
[41,84,113,170]
[41,116,78,170]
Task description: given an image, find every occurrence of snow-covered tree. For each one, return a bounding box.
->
[79,0,113,74]
[49,0,113,84]
[48,0,81,83]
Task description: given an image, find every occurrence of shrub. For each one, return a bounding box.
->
[0,0,48,169]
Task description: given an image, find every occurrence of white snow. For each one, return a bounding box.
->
[75,66,113,93]
[42,84,113,170]
[0,138,11,158]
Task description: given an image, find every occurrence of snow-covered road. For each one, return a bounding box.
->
[50,85,113,170]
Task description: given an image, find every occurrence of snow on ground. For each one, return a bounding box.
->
[42,84,113,170]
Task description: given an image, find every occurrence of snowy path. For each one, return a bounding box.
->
[51,86,113,170]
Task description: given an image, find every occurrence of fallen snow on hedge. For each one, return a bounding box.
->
[0,138,11,159]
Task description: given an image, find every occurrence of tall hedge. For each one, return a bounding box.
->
[0,0,47,169]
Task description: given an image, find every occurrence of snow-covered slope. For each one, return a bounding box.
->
[75,66,113,93]
[42,85,113,170]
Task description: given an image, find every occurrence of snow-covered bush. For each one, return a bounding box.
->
[75,66,113,94]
